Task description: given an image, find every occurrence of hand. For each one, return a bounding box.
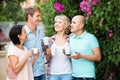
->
[6,63,17,79]
[27,50,33,57]
[46,48,51,56]
[33,53,39,60]
[63,49,70,56]
[69,52,81,59]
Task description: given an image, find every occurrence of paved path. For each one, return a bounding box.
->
[0,53,7,80]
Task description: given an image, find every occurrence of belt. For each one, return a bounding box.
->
[72,76,94,80]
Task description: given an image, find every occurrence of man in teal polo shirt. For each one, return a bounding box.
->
[69,15,101,80]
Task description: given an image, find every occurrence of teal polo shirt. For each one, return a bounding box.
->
[70,30,99,78]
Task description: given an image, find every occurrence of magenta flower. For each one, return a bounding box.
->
[109,72,114,80]
[80,0,99,19]
[54,1,64,13]
[44,0,48,2]
[99,19,103,24]
[109,30,113,33]
[91,0,99,5]
[109,33,113,38]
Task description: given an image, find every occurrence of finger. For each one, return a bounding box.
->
[69,55,74,58]
[63,49,66,54]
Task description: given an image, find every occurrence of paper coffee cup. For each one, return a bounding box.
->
[51,46,56,56]
[43,37,49,45]
[32,48,39,54]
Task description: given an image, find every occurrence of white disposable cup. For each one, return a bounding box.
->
[32,48,39,54]
[43,37,49,45]
[51,46,56,56]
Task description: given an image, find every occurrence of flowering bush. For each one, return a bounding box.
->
[39,0,120,79]
[54,1,64,13]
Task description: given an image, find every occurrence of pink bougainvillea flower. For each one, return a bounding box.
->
[109,33,113,38]
[109,72,114,80]
[87,11,92,16]
[54,1,64,13]
[109,30,113,33]
[99,19,103,24]
[80,0,99,19]
[91,0,99,5]
[44,0,48,2]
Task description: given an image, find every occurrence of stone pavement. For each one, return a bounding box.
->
[0,53,7,80]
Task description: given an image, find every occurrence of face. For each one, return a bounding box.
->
[19,27,27,42]
[29,11,41,27]
[54,18,66,32]
[70,17,82,33]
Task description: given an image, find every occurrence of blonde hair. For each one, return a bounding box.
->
[54,14,70,34]
[55,14,70,27]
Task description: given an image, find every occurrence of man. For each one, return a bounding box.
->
[69,15,101,80]
[23,6,46,80]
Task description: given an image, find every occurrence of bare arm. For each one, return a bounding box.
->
[8,50,33,74]
[69,47,101,61]
[31,53,39,66]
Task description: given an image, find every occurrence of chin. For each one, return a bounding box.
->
[71,30,75,33]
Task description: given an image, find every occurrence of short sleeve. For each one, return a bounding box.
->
[7,46,18,57]
[89,34,99,49]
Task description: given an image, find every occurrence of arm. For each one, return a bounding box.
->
[45,48,52,62]
[81,47,101,61]
[31,53,39,66]
[69,47,101,61]
[8,50,33,74]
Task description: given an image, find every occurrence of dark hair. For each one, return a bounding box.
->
[9,25,23,45]
[0,28,2,33]
[24,6,40,21]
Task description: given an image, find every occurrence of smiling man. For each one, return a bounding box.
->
[23,6,46,80]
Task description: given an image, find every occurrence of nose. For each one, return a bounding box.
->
[39,16,41,21]
[54,22,58,26]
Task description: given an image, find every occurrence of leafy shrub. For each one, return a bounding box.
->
[39,0,120,79]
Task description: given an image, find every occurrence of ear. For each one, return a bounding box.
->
[80,23,84,28]
[17,35,20,39]
[28,14,32,19]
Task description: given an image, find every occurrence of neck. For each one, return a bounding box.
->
[56,31,66,38]
[15,43,24,50]
[27,22,36,33]
[75,29,84,37]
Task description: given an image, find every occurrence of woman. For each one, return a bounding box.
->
[46,14,72,80]
[6,25,38,80]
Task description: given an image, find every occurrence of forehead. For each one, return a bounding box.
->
[72,16,80,22]
[33,11,40,16]
[55,18,63,22]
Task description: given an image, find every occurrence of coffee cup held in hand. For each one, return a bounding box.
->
[43,37,49,45]
[32,48,39,54]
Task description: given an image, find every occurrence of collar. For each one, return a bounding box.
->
[73,30,87,39]
[24,25,39,34]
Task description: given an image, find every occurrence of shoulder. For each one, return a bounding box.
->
[86,32,97,39]
[7,46,18,56]
[49,35,55,42]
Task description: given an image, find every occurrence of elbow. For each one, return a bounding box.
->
[96,56,101,62]
[12,68,19,74]
[13,70,19,74]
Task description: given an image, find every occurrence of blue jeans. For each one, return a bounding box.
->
[34,74,46,80]
[49,73,72,80]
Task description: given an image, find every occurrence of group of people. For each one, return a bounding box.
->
[6,6,101,80]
